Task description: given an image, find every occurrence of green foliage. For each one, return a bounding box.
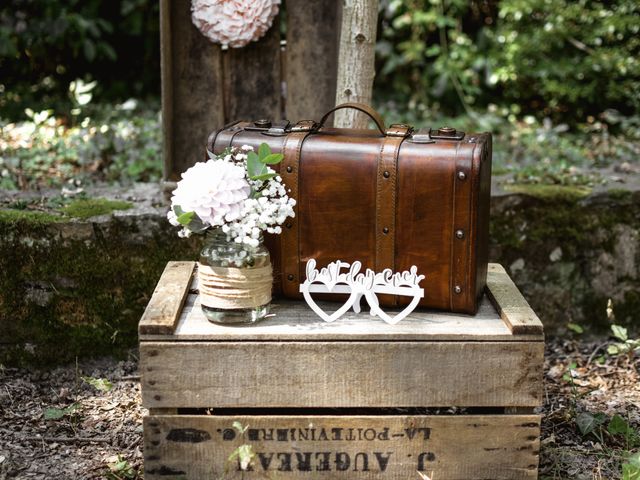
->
[489,0,640,120]
[623,452,640,480]
[0,0,160,119]
[227,422,254,472]
[43,403,79,420]
[246,142,282,182]
[82,376,113,392]
[607,324,640,356]
[567,322,584,334]
[0,100,162,189]
[105,455,138,480]
[376,0,640,123]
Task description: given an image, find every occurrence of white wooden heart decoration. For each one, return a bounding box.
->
[299,259,425,324]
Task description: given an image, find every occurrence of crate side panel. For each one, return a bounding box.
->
[144,414,540,479]
[141,341,543,408]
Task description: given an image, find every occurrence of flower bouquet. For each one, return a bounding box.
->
[168,143,295,324]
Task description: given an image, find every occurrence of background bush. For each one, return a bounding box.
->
[376,0,640,124]
[0,0,638,189]
[0,0,160,120]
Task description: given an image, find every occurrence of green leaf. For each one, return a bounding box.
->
[576,411,605,436]
[228,443,255,470]
[612,324,628,341]
[567,323,584,334]
[258,143,270,160]
[247,151,265,178]
[626,452,640,468]
[177,211,195,226]
[82,376,113,392]
[623,453,640,480]
[232,421,248,434]
[44,404,78,420]
[608,344,620,355]
[251,173,277,181]
[260,153,284,165]
[83,39,96,62]
[608,414,631,435]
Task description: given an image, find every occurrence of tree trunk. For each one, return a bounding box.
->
[334,0,379,129]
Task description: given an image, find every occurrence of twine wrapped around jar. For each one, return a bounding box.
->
[198,263,273,309]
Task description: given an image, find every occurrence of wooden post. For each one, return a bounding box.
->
[161,0,224,180]
[285,0,341,122]
[334,0,379,129]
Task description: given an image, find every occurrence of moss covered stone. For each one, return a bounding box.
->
[1,182,638,365]
[60,198,133,219]
[0,186,199,366]
[502,183,592,201]
[0,209,65,226]
[490,184,640,333]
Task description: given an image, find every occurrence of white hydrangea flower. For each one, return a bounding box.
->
[170,159,250,227]
[191,0,280,48]
[169,145,296,244]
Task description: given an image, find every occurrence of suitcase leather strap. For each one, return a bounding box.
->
[280,126,313,297]
[376,124,411,304]
[450,141,474,311]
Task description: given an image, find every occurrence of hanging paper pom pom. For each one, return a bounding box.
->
[191,0,280,48]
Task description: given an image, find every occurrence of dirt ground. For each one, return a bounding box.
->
[0,336,638,480]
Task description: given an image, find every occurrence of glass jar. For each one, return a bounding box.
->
[198,229,271,324]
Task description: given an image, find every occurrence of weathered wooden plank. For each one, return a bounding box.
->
[162,0,224,179]
[138,262,196,336]
[156,292,540,342]
[486,264,544,336]
[285,0,340,122]
[141,340,543,408]
[138,263,544,342]
[144,414,540,479]
[224,15,282,121]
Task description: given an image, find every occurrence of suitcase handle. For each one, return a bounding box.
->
[317,102,387,135]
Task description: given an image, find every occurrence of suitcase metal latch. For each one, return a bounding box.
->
[245,120,291,136]
[429,126,465,141]
[386,123,413,137]
[290,120,318,132]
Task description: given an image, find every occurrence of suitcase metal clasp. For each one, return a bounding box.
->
[429,126,466,141]
[290,120,318,133]
[386,123,413,137]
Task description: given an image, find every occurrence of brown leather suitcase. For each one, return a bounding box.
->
[208,103,492,314]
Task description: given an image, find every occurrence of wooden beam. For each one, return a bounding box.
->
[138,261,196,336]
[285,0,341,122]
[486,263,544,336]
[162,0,225,179]
[224,16,282,121]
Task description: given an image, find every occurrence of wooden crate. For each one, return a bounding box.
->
[139,263,544,479]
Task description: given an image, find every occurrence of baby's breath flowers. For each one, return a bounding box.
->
[168,143,295,246]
